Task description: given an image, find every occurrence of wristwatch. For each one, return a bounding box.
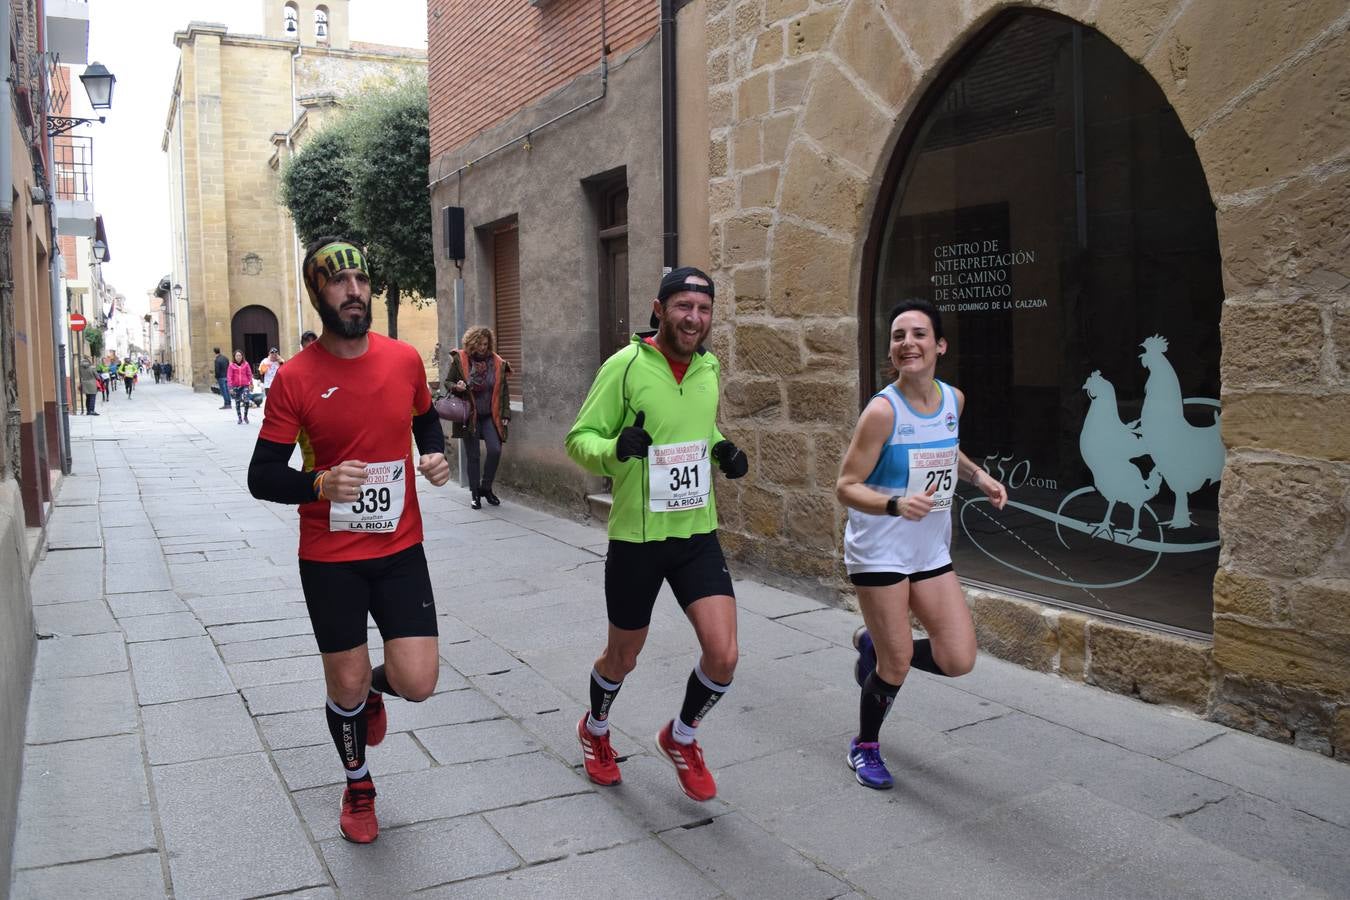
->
[886,495,901,517]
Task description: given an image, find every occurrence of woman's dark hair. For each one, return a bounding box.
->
[886,298,944,341]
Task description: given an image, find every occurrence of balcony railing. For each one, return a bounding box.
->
[53,135,92,202]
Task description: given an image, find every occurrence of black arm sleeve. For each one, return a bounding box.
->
[247,438,319,505]
[411,406,446,456]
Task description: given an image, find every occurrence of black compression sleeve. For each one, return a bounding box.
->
[247,438,319,505]
[411,406,446,456]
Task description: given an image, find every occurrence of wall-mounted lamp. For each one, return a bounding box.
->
[92,239,108,262]
[48,62,117,137]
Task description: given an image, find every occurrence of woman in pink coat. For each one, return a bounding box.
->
[227,350,255,424]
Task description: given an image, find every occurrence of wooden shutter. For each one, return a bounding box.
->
[492,224,522,401]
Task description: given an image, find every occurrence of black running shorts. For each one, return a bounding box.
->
[604,531,735,631]
[298,543,438,653]
[849,563,954,588]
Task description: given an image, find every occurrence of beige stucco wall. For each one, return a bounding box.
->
[167,26,437,386]
[698,0,1350,755]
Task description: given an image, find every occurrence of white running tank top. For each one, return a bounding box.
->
[844,381,960,575]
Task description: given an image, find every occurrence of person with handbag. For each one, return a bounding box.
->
[445,326,511,509]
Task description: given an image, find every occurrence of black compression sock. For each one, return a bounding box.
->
[678,662,730,729]
[910,639,948,676]
[370,664,401,698]
[325,697,369,781]
[589,668,622,725]
[858,671,902,743]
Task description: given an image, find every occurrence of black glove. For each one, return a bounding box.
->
[616,411,652,461]
[713,439,748,479]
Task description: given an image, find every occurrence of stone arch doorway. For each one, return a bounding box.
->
[231,305,280,372]
[861,10,1224,634]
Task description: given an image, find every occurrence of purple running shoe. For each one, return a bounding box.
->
[847,737,894,789]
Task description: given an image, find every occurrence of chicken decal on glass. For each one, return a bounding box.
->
[1135,335,1224,529]
[1079,370,1162,540]
[957,333,1222,593]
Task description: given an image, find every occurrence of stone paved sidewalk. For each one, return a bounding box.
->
[10,383,1350,898]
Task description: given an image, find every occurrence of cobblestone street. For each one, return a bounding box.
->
[11,383,1350,898]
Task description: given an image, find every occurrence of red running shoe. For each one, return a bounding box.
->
[365,692,387,747]
[339,778,378,844]
[577,714,622,786]
[655,720,717,802]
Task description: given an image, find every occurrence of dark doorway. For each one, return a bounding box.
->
[231,305,279,371]
[587,169,630,361]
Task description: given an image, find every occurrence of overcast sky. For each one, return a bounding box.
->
[83,1,427,307]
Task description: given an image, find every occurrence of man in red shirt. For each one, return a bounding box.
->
[247,236,450,843]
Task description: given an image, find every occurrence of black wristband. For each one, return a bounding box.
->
[886,496,901,517]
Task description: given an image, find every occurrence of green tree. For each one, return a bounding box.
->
[280,129,361,245]
[280,76,434,338]
[84,325,104,359]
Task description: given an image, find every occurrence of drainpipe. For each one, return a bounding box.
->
[660,0,677,268]
[0,2,10,220]
[38,14,71,474]
[0,1,16,476]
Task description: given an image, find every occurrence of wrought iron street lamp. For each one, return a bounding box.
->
[48,62,117,137]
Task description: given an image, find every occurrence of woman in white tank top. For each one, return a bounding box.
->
[834,300,1008,790]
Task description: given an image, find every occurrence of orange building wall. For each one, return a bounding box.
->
[60,235,76,279]
[427,0,657,157]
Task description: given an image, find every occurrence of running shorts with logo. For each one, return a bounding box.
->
[299,543,436,652]
[844,380,960,580]
[604,532,734,630]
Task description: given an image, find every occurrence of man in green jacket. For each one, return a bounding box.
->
[565,266,749,802]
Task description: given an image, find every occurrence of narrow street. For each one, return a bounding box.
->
[11,382,1349,899]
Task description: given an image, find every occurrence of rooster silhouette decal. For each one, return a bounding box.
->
[957,333,1221,591]
[1080,371,1161,539]
[1136,335,1224,528]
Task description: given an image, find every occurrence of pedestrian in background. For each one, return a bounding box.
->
[260,347,285,400]
[228,350,254,424]
[96,357,112,402]
[120,357,138,398]
[300,330,318,349]
[77,356,99,416]
[446,326,511,509]
[214,347,231,408]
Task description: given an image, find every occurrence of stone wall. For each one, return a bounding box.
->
[701,0,1350,755]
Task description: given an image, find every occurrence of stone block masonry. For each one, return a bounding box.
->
[701,0,1350,757]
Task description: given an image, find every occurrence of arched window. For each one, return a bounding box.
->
[283,2,299,38]
[866,12,1223,634]
[315,6,330,42]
